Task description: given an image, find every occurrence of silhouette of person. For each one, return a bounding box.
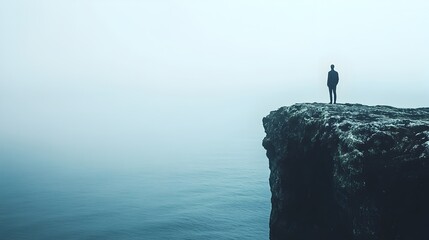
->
[327,64,339,104]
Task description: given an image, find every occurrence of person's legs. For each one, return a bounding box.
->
[329,87,333,104]
[333,86,337,104]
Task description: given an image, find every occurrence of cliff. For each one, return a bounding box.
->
[262,103,429,240]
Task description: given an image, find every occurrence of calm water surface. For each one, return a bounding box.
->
[0,138,270,240]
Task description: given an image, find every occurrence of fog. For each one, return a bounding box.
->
[1,0,428,167]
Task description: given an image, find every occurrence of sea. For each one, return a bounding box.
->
[0,129,270,240]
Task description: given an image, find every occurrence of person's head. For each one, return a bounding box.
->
[330,64,335,70]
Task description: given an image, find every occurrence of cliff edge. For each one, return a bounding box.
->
[262,103,429,240]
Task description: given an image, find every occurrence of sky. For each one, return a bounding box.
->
[0,0,428,162]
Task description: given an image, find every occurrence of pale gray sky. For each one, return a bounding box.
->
[0,0,428,158]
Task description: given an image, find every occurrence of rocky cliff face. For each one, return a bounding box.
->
[262,103,429,240]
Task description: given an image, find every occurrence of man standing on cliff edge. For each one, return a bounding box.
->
[327,64,339,104]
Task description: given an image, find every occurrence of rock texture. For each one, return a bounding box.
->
[262,103,429,240]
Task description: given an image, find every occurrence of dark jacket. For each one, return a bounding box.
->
[327,70,339,88]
